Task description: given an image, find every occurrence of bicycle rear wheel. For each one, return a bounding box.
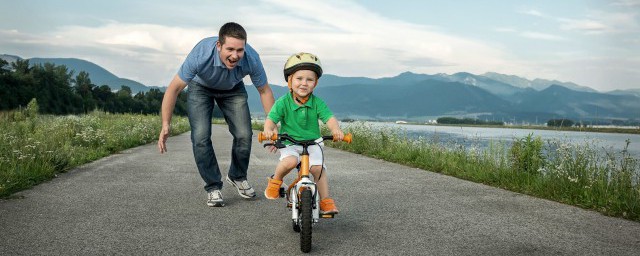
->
[299,188,313,253]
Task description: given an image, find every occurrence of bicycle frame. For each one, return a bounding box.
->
[258,132,352,253]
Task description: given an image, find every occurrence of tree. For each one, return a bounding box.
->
[0,59,9,75]
[74,71,96,113]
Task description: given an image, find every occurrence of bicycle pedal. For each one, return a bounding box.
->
[320,213,335,219]
[279,187,285,198]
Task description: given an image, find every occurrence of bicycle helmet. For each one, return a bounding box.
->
[283,52,323,81]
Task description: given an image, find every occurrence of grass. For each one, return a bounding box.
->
[253,121,639,221]
[0,110,190,197]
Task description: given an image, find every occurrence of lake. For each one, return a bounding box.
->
[344,122,640,158]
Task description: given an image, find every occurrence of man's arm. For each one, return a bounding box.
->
[158,74,188,153]
[256,83,275,116]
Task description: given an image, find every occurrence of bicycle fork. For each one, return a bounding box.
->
[290,178,319,224]
[290,150,320,223]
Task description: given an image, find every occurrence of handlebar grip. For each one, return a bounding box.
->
[257,132,277,143]
[340,133,353,144]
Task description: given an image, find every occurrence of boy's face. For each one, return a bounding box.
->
[290,70,318,98]
[216,36,245,70]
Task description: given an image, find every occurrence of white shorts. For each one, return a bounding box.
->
[279,142,326,168]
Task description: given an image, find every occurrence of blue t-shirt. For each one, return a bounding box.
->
[178,36,268,90]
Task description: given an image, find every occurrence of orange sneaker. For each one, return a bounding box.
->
[320,198,339,214]
[264,177,283,199]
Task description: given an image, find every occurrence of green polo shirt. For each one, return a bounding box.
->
[267,93,334,142]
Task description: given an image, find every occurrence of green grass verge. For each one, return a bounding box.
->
[0,111,190,197]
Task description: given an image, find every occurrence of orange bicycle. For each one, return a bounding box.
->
[258,132,352,253]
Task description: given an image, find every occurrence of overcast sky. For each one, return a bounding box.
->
[1,0,639,91]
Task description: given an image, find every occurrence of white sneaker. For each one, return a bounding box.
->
[207,190,224,207]
[226,176,256,199]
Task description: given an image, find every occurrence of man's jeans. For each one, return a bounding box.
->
[187,81,252,192]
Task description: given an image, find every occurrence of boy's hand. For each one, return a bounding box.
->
[262,130,274,141]
[332,129,344,142]
[261,129,278,153]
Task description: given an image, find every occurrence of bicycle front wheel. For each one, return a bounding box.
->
[299,188,313,253]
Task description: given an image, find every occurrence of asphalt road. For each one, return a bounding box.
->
[1,124,639,255]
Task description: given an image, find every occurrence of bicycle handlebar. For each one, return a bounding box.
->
[258,132,352,144]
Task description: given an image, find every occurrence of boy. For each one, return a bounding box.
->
[262,52,343,214]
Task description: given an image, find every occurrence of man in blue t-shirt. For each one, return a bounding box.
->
[158,22,275,207]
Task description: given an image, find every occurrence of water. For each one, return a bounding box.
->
[344,122,640,158]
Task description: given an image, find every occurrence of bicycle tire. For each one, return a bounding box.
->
[300,188,313,253]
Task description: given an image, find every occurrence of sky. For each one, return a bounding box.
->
[1,0,639,92]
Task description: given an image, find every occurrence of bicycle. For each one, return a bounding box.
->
[258,132,352,253]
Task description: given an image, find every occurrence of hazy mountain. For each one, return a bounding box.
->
[513,85,640,119]
[318,74,378,87]
[317,79,512,119]
[482,72,532,88]
[325,71,529,99]
[482,72,598,93]
[0,54,21,65]
[607,88,640,97]
[447,72,527,98]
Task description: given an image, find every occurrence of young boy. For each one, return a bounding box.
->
[262,52,343,214]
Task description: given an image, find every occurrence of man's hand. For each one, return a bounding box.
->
[158,125,170,153]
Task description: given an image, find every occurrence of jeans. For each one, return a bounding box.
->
[187,81,253,192]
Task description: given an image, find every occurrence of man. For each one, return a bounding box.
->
[158,22,275,207]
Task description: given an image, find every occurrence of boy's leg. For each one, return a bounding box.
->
[310,165,329,199]
[308,144,339,214]
[274,156,298,180]
[265,156,297,199]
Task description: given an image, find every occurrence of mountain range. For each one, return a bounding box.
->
[2,54,639,123]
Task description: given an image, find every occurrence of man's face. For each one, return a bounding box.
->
[216,36,245,69]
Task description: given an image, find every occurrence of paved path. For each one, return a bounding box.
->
[1,124,639,255]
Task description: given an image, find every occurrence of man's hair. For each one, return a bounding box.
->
[219,22,247,45]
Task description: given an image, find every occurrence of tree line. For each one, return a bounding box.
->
[436,117,505,126]
[0,59,188,116]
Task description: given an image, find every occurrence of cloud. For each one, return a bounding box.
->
[493,27,565,41]
[520,31,565,41]
[245,0,517,82]
[4,0,520,87]
[522,9,544,17]
[558,18,608,34]
[494,27,517,33]
[610,0,640,7]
